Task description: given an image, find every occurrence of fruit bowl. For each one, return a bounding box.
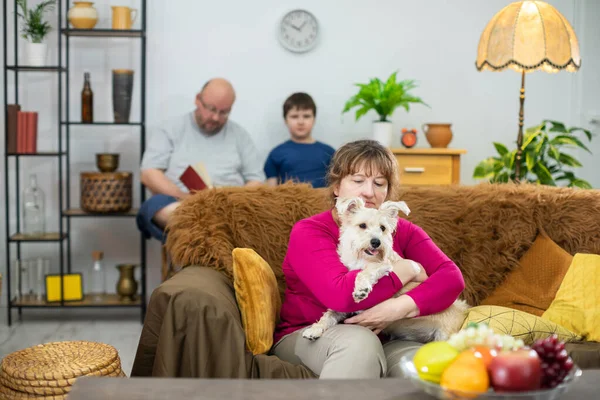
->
[399,347,582,400]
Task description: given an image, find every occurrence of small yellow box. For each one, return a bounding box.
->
[45,273,83,302]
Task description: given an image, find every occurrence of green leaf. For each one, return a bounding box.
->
[493,142,509,156]
[547,121,567,133]
[558,153,583,167]
[525,151,536,171]
[473,158,503,179]
[354,106,371,121]
[569,179,592,189]
[551,135,592,153]
[533,163,555,185]
[568,127,593,141]
[548,144,560,161]
[495,172,510,183]
[522,130,542,150]
[525,124,544,134]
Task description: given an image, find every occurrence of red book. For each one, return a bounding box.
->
[179,162,213,192]
[6,104,20,154]
[17,111,27,153]
[26,112,38,153]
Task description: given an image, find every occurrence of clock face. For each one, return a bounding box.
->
[278,9,319,53]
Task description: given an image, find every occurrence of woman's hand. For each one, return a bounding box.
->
[343,295,420,335]
[392,259,426,285]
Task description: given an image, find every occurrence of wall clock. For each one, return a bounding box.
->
[278,9,319,53]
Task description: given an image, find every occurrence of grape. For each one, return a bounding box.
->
[531,334,575,388]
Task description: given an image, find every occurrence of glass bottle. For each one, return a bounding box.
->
[89,250,106,302]
[81,71,93,123]
[22,174,45,237]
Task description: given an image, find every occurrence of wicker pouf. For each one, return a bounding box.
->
[0,341,126,399]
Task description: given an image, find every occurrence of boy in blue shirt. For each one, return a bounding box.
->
[264,93,335,188]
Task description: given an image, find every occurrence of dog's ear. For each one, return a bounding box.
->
[379,201,411,219]
[335,197,365,216]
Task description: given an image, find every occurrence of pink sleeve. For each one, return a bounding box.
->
[287,219,404,313]
[399,221,465,316]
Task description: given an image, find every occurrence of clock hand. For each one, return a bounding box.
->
[286,20,301,31]
[299,20,308,30]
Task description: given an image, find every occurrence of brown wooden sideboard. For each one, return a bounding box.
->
[391,148,467,186]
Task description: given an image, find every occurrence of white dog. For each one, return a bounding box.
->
[302,197,469,342]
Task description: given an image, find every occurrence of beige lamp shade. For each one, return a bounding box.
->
[476,1,581,73]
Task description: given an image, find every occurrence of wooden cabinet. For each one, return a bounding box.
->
[391,148,467,186]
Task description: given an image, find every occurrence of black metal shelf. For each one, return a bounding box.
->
[62,29,144,38]
[61,121,143,126]
[12,294,142,308]
[9,233,68,242]
[63,208,138,217]
[3,0,148,325]
[6,65,66,72]
[7,152,66,157]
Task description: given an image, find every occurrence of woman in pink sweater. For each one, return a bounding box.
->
[271,140,465,379]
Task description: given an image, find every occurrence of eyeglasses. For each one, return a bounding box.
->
[198,96,231,118]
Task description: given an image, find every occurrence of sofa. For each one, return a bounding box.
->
[130,182,600,378]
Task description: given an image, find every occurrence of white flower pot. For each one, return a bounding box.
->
[373,121,393,147]
[25,42,48,66]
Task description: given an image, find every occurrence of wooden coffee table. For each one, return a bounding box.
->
[69,371,600,399]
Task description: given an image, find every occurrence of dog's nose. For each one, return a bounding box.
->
[370,238,381,248]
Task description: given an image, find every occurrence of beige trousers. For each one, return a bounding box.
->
[271,325,422,379]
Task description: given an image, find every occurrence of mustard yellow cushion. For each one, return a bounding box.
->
[462,305,581,344]
[232,248,281,355]
[542,253,600,342]
[480,231,573,316]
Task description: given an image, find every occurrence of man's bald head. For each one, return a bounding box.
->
[194,78,236,134]
[200,78,236,103]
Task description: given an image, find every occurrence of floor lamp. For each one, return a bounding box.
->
[475,1,581,182]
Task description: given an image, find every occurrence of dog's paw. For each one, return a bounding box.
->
[302,326,324,341]
[352,284,372,303]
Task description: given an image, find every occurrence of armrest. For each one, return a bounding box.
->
[131,266,247,377]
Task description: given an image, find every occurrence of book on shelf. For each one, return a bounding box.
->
[12,109,38,154]
[179,161,213,192]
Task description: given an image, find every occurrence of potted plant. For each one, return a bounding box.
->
[473,120,594,188]
[342,71,428,147]
[16,0,56,66]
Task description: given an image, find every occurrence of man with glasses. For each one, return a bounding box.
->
[137,78,265,242]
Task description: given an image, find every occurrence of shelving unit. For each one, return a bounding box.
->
[2,0,148,325]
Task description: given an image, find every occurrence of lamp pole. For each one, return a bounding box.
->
[514,70,526,183]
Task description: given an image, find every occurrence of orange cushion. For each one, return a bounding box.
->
[480,231,572,316]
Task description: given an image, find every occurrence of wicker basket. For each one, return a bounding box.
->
[0,341,126,398]
[80,172,132,213]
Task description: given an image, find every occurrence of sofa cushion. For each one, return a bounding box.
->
[543,253,600,342]
[232,248,281,355]
[462,305,581,345]
[479,231,573,316]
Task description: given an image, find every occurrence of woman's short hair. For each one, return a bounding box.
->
[326,139,400,204]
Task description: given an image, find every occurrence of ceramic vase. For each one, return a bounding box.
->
[25,42,47,66]
[423,123,453,148]
[373,121,393,148]
[68,1,98,29]
[112,69,134,123]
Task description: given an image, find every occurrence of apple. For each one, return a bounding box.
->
[489,348,542,392]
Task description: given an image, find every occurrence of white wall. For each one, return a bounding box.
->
[1,0,598,307]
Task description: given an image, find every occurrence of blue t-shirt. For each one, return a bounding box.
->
[264,140,336,188]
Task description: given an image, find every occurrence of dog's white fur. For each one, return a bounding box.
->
[302,197,469,342]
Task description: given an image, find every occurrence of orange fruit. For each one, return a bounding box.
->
[440,350,490,398]
[471,346,497,368]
